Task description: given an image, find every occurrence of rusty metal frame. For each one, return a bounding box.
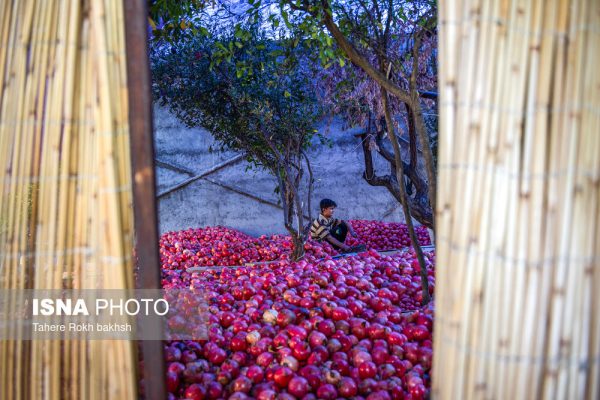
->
[123,1,166,399]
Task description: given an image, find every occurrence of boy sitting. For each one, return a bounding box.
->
[310,198,366,253]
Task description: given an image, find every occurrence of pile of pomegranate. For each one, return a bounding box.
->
[160,221,431,270]
[153,222,435,400]
[344,221,431,251]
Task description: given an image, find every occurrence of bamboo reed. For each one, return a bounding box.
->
[0,0,140,398]
[462,1,499,396]
[435,0,600,399]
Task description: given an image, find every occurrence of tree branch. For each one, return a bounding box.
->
[317,5,411,104]
[301,150,314,224]
[383,0,393,42]
[260,127,307,244]
[355,0,381,43]
[405,103,417,171]
[381,88,430,305]
[360,132,432,228]
[375,132,396,166]
[409,32,436,229]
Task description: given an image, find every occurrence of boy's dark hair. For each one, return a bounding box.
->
[320,198,337,211]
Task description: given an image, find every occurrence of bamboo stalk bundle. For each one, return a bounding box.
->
[0,0,139,399]
[435,0,600,399]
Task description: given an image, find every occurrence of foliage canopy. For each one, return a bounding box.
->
[151,21,323,259]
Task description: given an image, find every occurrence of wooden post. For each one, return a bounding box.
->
[123,1,165,399]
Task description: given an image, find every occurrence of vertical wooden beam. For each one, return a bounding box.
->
[123,1,165,399]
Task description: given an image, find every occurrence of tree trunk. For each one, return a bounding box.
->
[280,176,306,261]
[360,131,434,228]
[381,90,430,305]
[262,134,308,261]
[302,150,314,224]
[290,232,305,261]
[409,34,437,234]
[407,95,436,232]
[318,6,437,232]
[405,103,418,171]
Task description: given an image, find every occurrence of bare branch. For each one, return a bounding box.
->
[301,150,314,224]
[315,5,411,104]
[409,33,436,227]
[381,88,430,305]
[356,0,381,42]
